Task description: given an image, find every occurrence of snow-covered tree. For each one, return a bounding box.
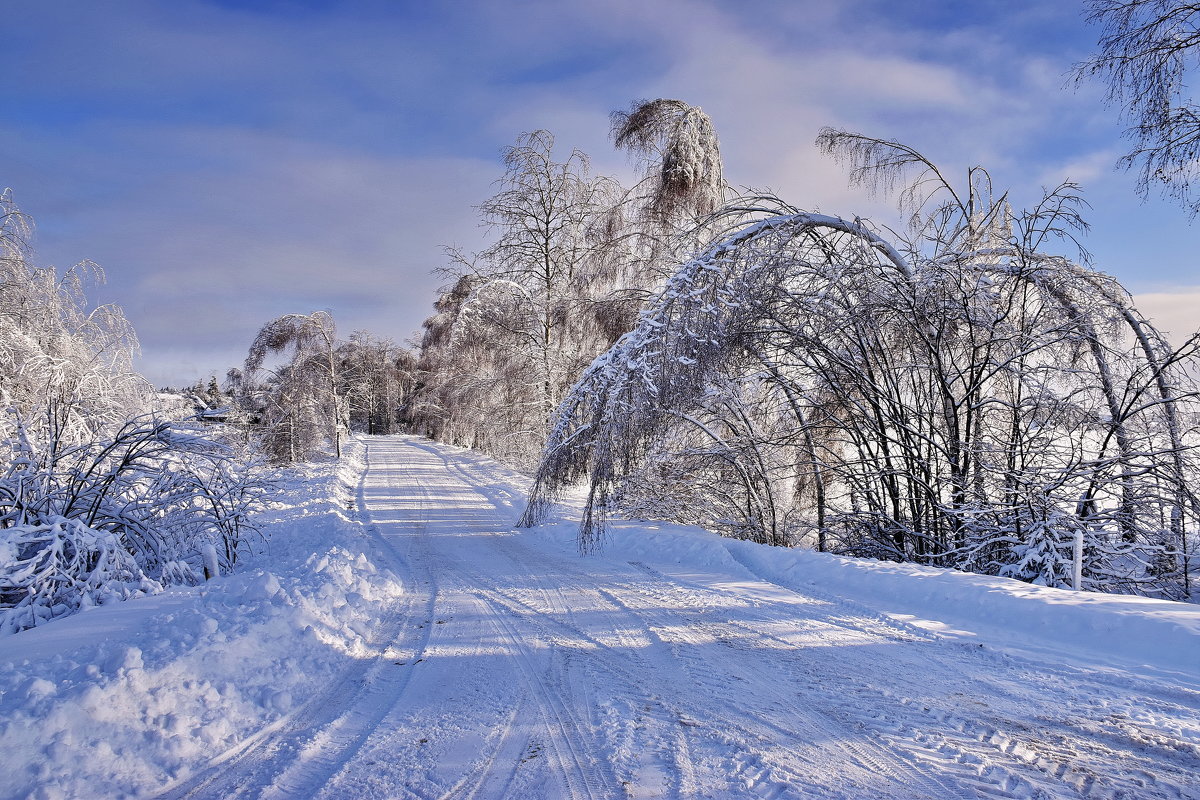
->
[410,274,474,444]
[520,132,1200,598]
[415,105,731,466]
[0,189,151,451]
[338,331,415,435]
[242,311,345,463]
[1,415,265,632]
[611,98,725,223]
[1,191,267,631]
[415,132,622,464]
[596,100,730,329]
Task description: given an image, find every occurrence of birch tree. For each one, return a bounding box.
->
[611,98,725,223]
[243,311,345,463]
[595,99,729,321]
[521,133,1200,598]
[1,190,151,451]
[419,132,619,464]
[338,331,415,435]
[1078,0,1200,214]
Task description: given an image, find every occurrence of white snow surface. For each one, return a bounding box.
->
[0,434,1197,799]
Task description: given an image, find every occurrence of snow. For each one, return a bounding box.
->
[534,518,1200,680]
[0,439,404,799]
[2,435,1198,799]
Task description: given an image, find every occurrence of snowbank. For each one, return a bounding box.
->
[722,537,1200,678]
[435,445,1200,679]
[0,437,404,800]
[527,513,1200,681]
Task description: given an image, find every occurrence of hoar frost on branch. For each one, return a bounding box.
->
[412,132,626,465]
[0,190,150,447]
[1,416,266,632]
[337,330,415,436]
[521,130,1200,599]
[413,102,729,466]
[243,311,347,463]
[1077,0,1200,215]
[612,98,725,222]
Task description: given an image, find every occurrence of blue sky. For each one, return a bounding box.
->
[4,0,1197,386]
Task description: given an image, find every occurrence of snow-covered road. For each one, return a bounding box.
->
[162,435,1200,800]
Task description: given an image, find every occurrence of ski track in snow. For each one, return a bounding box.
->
[8,433,1195,800]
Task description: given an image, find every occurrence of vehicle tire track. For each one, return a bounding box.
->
[163,436,1200,800]
[620,560,1200,800]
[396,436,1200,800]
[155,439,438,800]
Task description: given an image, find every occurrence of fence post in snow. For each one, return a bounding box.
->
[1073,529,1084,591]
[201,543,220,580]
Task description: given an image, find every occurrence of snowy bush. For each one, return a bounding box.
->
[0,517,152,633]
[0,414,269,632]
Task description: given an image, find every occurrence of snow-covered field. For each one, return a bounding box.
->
[2,435,1199,799]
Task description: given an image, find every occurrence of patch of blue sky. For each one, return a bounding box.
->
[1,0,1196,386]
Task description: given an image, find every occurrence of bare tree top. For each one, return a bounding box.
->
[1076,0,1200,214]
[611,99,725,221]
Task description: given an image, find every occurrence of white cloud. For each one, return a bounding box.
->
[1036,148,1119,189]
[25,126,497,385]
[1133,290,1200,347]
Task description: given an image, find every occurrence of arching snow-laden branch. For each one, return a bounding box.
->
[242,310,346,463]
[520,200,1199,598]
[519,211,914,545]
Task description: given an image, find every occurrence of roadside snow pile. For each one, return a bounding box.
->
[526,511,1200,681]
[0,436,402,800]
[721,537,1200,677]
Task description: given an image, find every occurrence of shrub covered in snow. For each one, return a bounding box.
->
[0,416,269,633]
[0,517,152,631]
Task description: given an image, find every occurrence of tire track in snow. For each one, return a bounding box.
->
[429,702,527,800]
[163,436,1200,800]
[616,562,1019,798]
[256,438,448,799]
[444,549,925,798]
[469,586,610,800]
[323,438,548,800]
[593,575,964,799]
[381,437,1200,800]
[428,442,966,797]
[622,559,1200,800]
[407,440,704,798]
[702,570,1200,799]
[305,437,616,800]
[413,444,615,800]
[417,441,700,798]
[155,439,439,800]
